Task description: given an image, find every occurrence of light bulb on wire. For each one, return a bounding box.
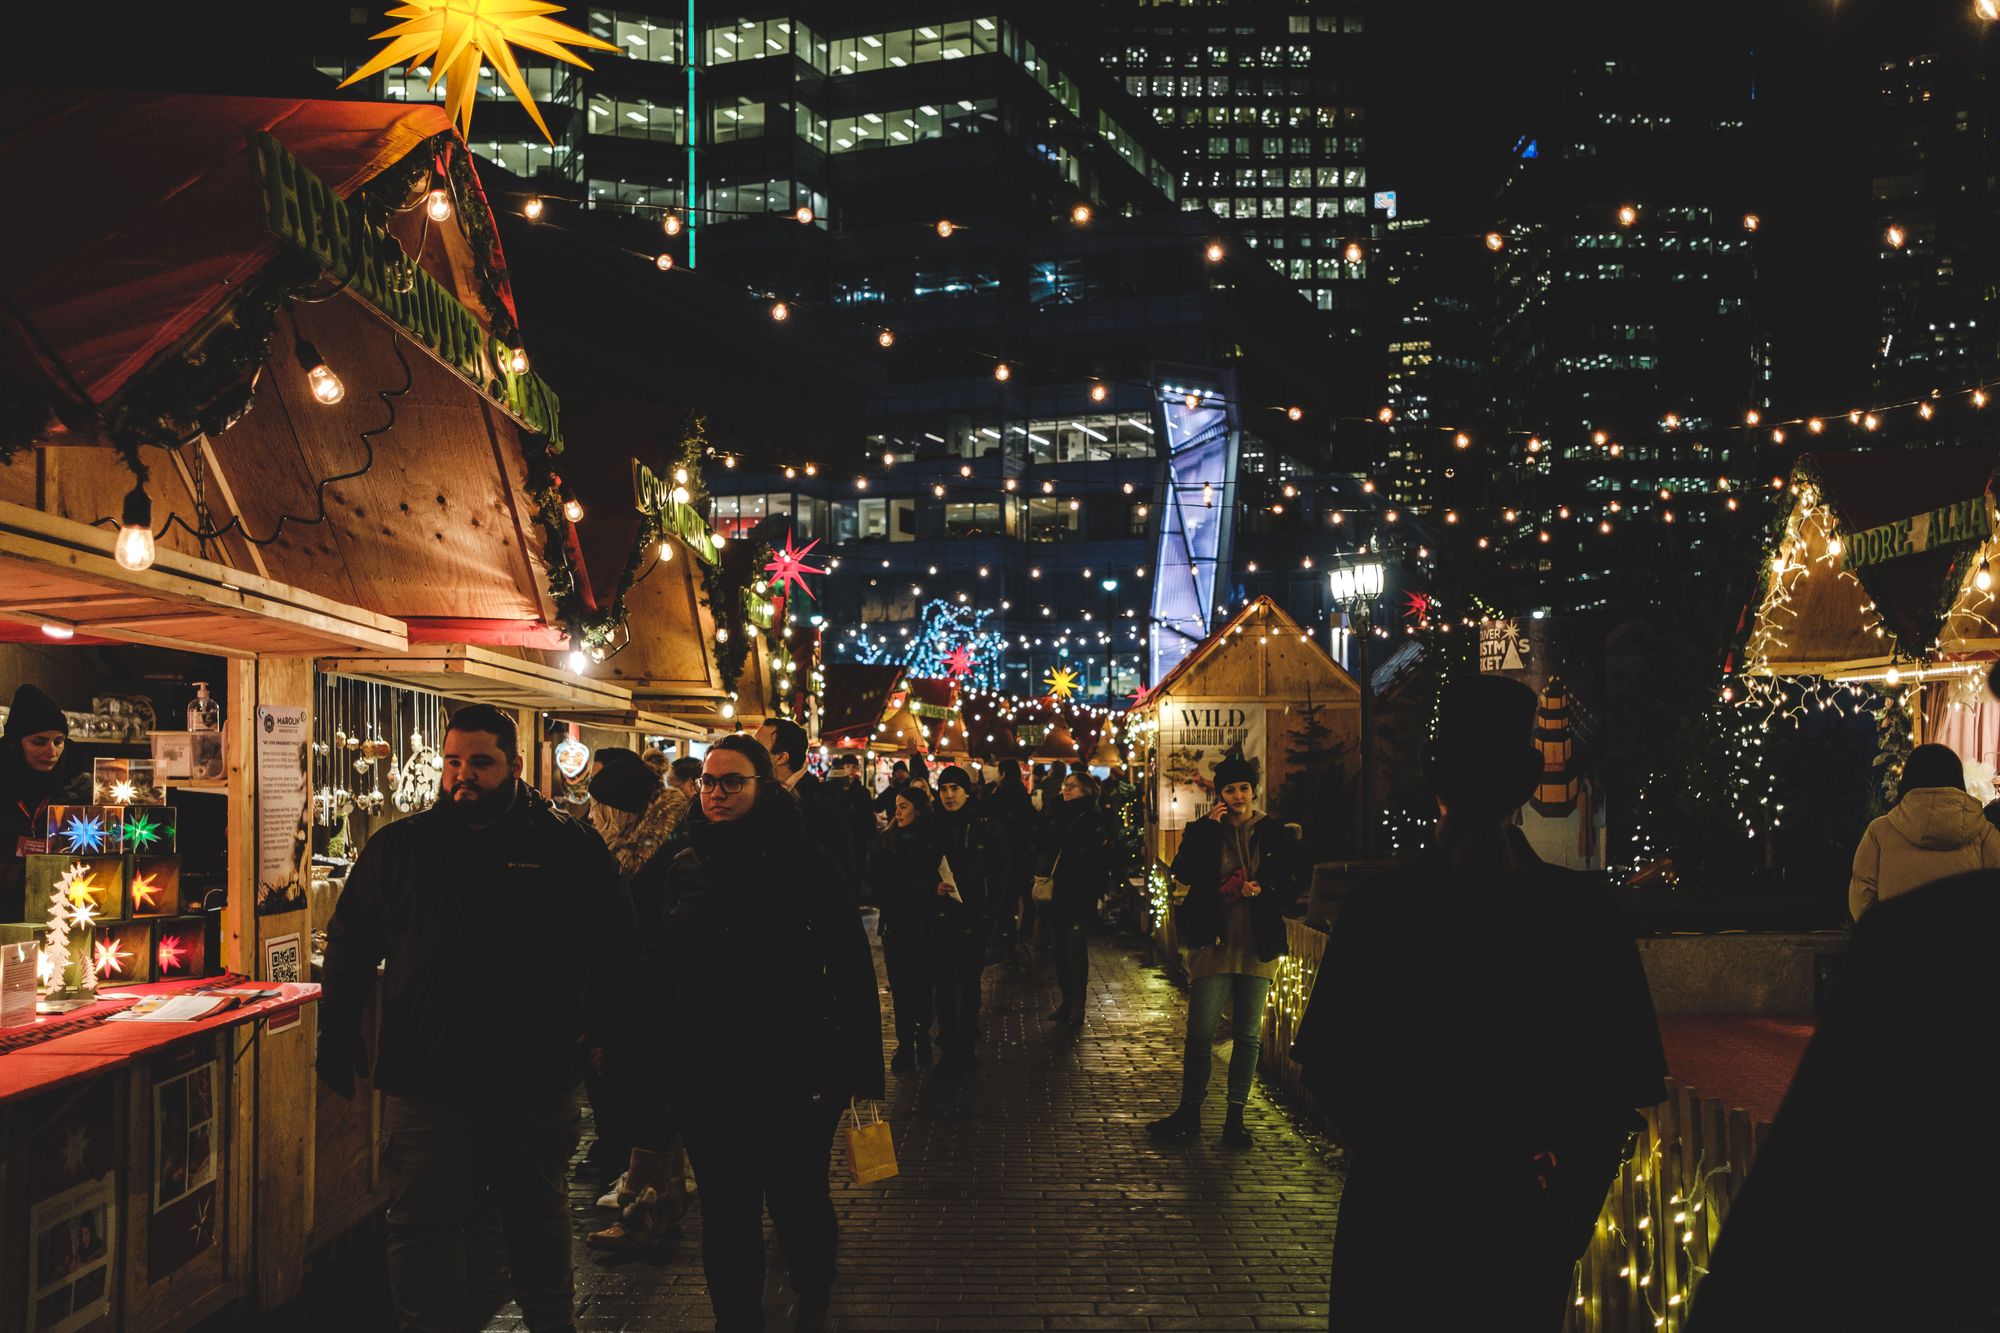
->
[115,487,156,572]
[656,253,675,270]
[295,337,345,406]
[877,328,895,348]
[563,497,585,523]
[425,188,452,221]
[794,205,815,224]
[663,212,683,236]
[1204,241,1225,263]
[523,196,545,221]
[936,218,955,238]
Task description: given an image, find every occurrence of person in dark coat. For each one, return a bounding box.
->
[868,784,942,1070]
[647,734,882,1333]
[830,754,880,874]
[757,717,858,881]
[319,705,634,1333]
[1042,770,1112,1029]
[1147,754,1302,1149]
[1291,676,1666,1332]
[986,758,1038,965]
[931,766,997,1072]
[0,683,88,923]
[1687,870,1999,1333]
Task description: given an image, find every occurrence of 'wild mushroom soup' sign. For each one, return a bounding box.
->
[1156,703,1264,832]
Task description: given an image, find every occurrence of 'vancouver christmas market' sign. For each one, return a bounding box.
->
[252,132,563,446]
[1843,495,1992,570]
[631,460,721,563]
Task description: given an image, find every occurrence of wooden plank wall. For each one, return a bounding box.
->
[1260,919,1774,1333]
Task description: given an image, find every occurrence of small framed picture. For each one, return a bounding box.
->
[151,732,194,779]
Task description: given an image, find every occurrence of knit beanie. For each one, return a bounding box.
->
[589,753,659,814]
[4,684,69,741]
[1425,676,1541,819]
[937,765,974,792]
[1212,754,1259,791]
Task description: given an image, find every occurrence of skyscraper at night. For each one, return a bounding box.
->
[1090,2,1377,417]
[1484,47,1767,614]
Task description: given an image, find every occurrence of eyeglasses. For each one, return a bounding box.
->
[698,774,755,794]
[1061,781,1081,792]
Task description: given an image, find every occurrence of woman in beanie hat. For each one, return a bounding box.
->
[1146,752,1302,1149]
[1849,742,2000,920]
[588,752,676,882]
[868,782,946,1070]
[931,765,998,1072]
[1,683,87,921]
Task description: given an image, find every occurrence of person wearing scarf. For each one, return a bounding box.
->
[640,735,882,1333]
[1,683,87,922]
[1146,755,1300,1149]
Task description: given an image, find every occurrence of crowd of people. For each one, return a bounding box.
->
[304,677,1995,1333]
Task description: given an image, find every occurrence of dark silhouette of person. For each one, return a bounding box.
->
[1687,869,1998,1332]
[1292,675,1666,1330]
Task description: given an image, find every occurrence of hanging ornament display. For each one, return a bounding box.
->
[339,0,618,143]
[763,533,828,603]
[554,737,591,781]
[394,731,444,813]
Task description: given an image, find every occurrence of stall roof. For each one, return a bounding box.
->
[1747,448,2000,676]
[820,663,905,744]
[1137,596,1356,707]
[562,707,709,742]
[316,643,633,714]
[0,498,407,657]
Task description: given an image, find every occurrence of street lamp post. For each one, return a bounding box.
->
[1101,578,1120,702]
[1329,558,1385,857]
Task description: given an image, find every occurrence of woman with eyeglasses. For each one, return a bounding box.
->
[640,735,883,1333]
[867,783,943,1070]
[1146,755,1301,1150]
[1043,770,1112,1029]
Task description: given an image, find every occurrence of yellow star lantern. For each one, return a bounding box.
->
[1044,667,1079,700]
[340,0,618,144]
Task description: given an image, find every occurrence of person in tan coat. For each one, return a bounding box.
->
[1848,743,2000,920]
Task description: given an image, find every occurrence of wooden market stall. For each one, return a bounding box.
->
[0,86,670,1327]
[1742,448,2000,766]
[1127,597,1361,958]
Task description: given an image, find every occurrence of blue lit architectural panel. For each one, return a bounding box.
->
[1148,385,1237,684]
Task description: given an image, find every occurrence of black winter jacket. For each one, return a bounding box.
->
[1170,814,1302,963]
[933,804,999,928]
[868,820,944,932]
[1043,801,1113,922]
[649,795,884,1107]
[320,781,634,1099]
[793,771,859,881]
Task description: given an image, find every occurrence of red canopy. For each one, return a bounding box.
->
[0,89,492,415]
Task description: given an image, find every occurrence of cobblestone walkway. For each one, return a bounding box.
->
[254,919,1344,1332]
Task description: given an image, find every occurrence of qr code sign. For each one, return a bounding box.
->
[264,935,301,984]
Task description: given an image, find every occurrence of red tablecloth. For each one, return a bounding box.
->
[0,977,319,1104]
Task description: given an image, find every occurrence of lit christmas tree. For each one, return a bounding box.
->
[850,599,1010,690]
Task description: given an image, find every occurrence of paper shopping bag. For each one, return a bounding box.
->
[845,1101,899,1185]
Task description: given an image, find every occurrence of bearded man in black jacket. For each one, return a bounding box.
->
[319,705,633,1333]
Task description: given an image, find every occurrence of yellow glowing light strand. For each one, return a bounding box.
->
[339,0,618,144]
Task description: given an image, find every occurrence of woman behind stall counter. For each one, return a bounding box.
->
[1,684,90,922]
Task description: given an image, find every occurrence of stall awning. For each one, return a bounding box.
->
[0,499,407,656]
[316,643,633,713]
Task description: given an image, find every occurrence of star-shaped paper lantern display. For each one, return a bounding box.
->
[60,863,101,909]
[1044,667,1080,700]
[1402,590,1434,627]
[125,811,164,851]
[156,935,187,974]
[944,645,975,678]
[61,813,111,854]
[93,936,131,979]
[340,0,618,143]
[763,534,827,602]
[129,872,163,912]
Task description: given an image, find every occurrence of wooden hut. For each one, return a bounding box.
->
[1128,597,1361,956]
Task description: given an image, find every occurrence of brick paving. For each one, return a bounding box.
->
[249,916,1344,1332]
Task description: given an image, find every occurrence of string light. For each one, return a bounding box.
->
[115,487,155,572]
[508,346,530,374]
[523,196,544,220]
[1617,204,1639,226]
[1070,204,1093,224]
[1343,241,1364,262]
[297,340,345,406]
[877,328,894,347]
[794,205,815,224]
[994,362,1011,381]
[563,497,584,523]
[1204,241,1225,262]
[936,218,955,238]
[1743,212,1760,232]
[425,188,452,221]
[664,212,683,236]
[1287,405,1304,421]
[1377,406,1394,423]
[1091,382,1109,402]
[655,253,675,270]
[1484,231,1504,251]
[1885,224,1906,249]
[771,301,790,322]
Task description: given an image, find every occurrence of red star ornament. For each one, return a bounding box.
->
[763,534,827,602]
[945,645,975,678]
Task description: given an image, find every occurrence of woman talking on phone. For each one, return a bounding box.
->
[1146,755,1301,1149]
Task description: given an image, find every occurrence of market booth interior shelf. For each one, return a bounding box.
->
[0,88,663,1330]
